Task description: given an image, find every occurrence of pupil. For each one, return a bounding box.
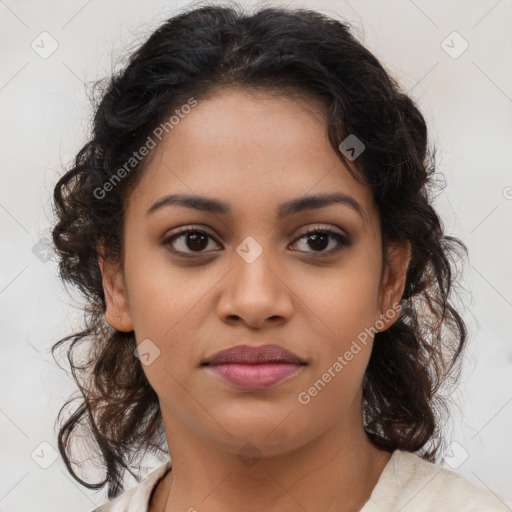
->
[309,233,328,251]
[187,232,208,251]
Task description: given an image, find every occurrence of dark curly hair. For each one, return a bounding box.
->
[50,1,468,500]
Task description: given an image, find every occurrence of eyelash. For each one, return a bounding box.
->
[161,225,351,258]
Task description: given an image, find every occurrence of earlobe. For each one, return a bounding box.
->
[377,241,411,331]
[97,243,134,332]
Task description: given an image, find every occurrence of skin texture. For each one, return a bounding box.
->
[99,89,411,512]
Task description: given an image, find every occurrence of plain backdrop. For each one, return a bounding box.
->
[1,0,511,510]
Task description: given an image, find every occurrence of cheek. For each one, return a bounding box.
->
[124,238,203,333]
[122,241,213,375]
[300,257,381,350]
[295,277,379,418]
[325,290,379,354]
[294,251,381,396]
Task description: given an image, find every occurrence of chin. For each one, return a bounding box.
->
[203,406,316,457]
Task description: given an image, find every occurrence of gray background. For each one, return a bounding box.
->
[1,0,511,510]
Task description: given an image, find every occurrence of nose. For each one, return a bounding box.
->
[216,244,294,329]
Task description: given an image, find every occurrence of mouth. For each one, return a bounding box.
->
[202,343,307,391]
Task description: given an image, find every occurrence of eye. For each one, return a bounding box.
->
[162,225,351,258]
[162,226,221,256]
[290,226,351,255]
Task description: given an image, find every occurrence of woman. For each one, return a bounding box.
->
[50,3,509,511]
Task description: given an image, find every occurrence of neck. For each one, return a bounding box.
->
[153,407,391,512]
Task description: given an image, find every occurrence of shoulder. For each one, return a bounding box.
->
[363,449,511,512]
[90,461,172,512]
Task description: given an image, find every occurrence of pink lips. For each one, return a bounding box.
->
[203,344,305,391]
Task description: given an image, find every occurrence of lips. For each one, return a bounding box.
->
[202,344,306,391]
[203,343,305,366]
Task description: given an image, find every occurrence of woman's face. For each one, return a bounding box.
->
[100,88,409,457]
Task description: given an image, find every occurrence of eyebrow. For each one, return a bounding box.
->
[145,192,364,220]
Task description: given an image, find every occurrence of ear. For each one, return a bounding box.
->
[97,242,134,332]
[376,240,411,332]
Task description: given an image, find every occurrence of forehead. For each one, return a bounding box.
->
[126,89,377,225]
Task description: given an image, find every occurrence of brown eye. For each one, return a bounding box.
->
[162,225,351,259]
[290,228,351,255]
[162,228,220,256]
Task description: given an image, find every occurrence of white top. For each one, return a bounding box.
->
[91,449,511,511]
